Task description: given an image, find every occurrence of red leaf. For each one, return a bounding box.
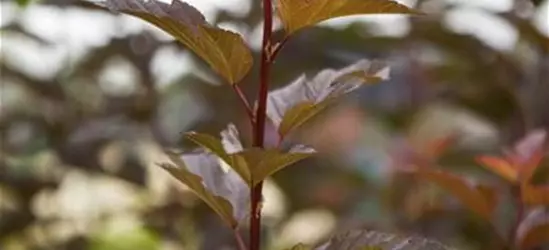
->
[516,208,549,250]
[476,156,518,183]
[518,151,544,184]
[521,184,549,206]
[423,134,456,159]
[416,169,494,220]
[475,184,498,215]
[519,224,549,250]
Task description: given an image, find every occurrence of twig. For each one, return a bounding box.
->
[234,229,248,250]
[269,36,289,63]
[232,84,255,122]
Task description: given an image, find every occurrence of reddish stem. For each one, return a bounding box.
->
[250,0,273,249]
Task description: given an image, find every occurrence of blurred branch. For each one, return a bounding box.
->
[1,63,66,100]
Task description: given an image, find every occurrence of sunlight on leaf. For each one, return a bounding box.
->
[221,123,245,154]
[94,0,253,84]
[516,208,549,249]
[275,0,420,35]
[315,229,454,250]
[235,145,316,186]
[417,169,494,220]
[267,59,390,138]
[161,150,249,228]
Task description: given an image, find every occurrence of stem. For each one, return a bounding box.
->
[232,84,255,122]
[249,0,273,250]
[509,185,524,248]
[234,229,248,250]
[269,36,289,63]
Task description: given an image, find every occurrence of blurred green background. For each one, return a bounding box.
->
[1,0,548,249]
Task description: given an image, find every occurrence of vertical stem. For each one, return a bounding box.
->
[250,0,273,249]
[509,185,524,248]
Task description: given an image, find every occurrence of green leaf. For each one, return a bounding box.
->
[267,59,389,137]
[416,169,494,220]
[97,0,253,84]
[91,225,160,250]
[16,0,33,8]
[316,230,454,250]
[275,0,420,35]
[236,145,316,186]
[162,150,249,228]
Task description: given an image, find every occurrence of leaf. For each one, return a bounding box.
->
[184,124,315,186]
[475,184,498,215]
[521,184,549,206]
[422,134,457,159]
[185,132,231,162]
[512,129,547,164]
[516,208,549,249]
[96,0,253,84]
[16,0,33,8]
[476,156,518,183]
[235,145,316,186]
[506,129,547,182]
[315,230,454,250]
[275,0,420,35]
[184,124,252,185]
[518,151,545,184]
[161,150,250,228]
[267,59,390,137]
[519,224,549,250]
[416,169,494,220]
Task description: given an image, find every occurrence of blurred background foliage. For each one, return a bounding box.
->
[0,0,548,249]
